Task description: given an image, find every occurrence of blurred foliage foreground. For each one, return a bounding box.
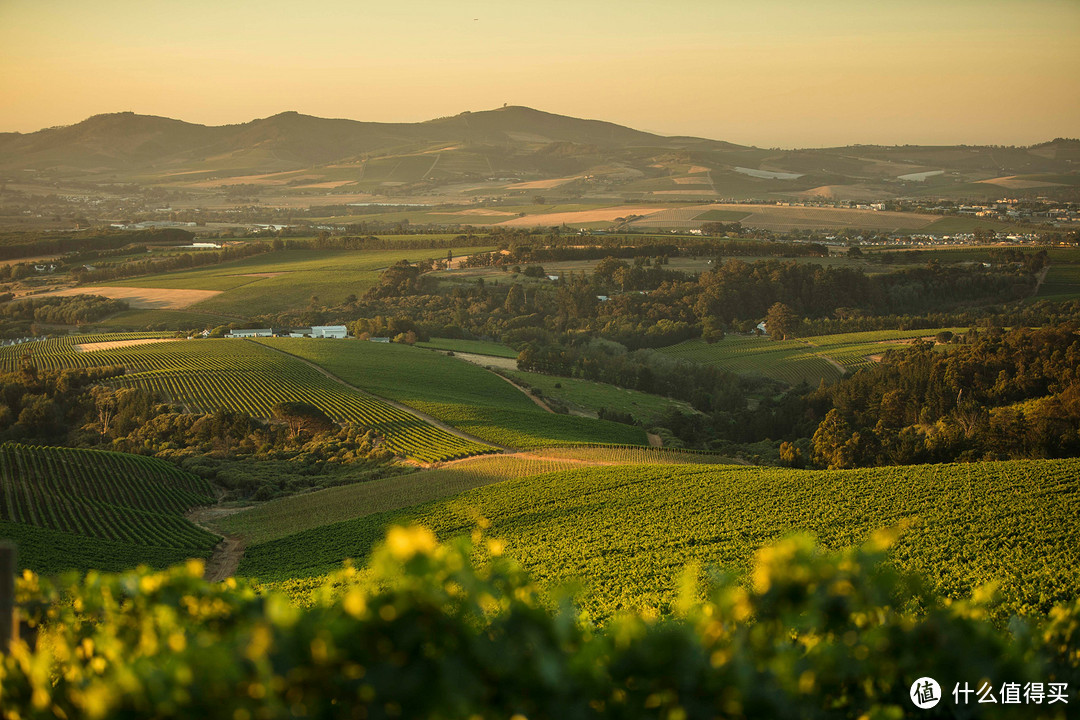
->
[1,527,1077,719]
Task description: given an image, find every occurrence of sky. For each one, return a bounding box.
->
[1,0,1078,147]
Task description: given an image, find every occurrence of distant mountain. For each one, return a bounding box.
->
[0,107,719,171]
[0,108,1075,201]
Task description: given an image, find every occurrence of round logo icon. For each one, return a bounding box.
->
[910,677,942,709]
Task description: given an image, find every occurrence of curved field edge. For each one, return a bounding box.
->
[239,458,1080,622]
[216,448,741,545]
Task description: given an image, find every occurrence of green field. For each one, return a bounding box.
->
[917,216,1025,235]
[415,338,519,358]
[240,458,1080,622]
[658,335,844,385]
[90,308,245,330]
[1,335,495,463]
[657,328,967,383]
[504,369,698,425]
[253,338,649,448]
[215,454,590,544]
[0,443,219,572]
[693,209,751,222]
[1036,263,1080,302]
[216,448,739,545]
[98,246,493,316]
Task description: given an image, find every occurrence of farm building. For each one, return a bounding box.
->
[227,328,273,338]
[311,325,348,339]
[369,337,391,343]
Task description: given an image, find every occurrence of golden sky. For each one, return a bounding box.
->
[1,0,1077,147]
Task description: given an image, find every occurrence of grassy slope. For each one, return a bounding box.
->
[658,328,967,382]
[253,338,648,448]
[239,458,1080,622]
[415,338,519,358]
[504,369,698,425]
[216,455,587,544]
[218,449,739,545]
[658,335,844,386]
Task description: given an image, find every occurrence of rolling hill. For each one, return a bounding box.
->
[1,108,1076,202]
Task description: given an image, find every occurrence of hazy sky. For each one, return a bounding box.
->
[2,0,1077,147]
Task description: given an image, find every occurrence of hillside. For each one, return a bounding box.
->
[238,457,1080,622]
[1,108,1075,202]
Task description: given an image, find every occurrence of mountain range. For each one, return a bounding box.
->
[1,106,1077,201]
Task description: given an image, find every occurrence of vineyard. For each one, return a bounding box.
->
[254,338,649,448]
[217,449,740,547]
[240,458,1080,623]
[1,335,497,463]
[0,443,219,569]
[0,333,174,371]
[6,528,1075,719]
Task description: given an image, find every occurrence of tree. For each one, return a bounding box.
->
[271,402,335,439]
[779,441,804,468]
[812,409,857,469]
[504,284,526,314]
[765,302,797,341]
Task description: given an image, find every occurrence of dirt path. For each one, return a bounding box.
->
[799,340,848,376]
[492,372,556,413]
[1033,265,1050,297]
[251,340,513,452]
[647,432,663,447]
[186,504,249,582]
[819,354,847,375]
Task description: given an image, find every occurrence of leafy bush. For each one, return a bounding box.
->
[1,528,1076,718]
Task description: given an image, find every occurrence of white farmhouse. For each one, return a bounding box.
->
[227,328,273,338]
[311,325,348,339]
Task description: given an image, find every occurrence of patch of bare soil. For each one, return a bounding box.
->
[186,505,250,582]
[32,286,222,309]
[75,337,182,352]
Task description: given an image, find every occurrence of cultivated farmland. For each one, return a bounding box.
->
[253,338,649,448]
[98,245,495,316]
[241,458,1080,623]
[2,335,497,463]
[0,443,219,571]
[657,328,968,383]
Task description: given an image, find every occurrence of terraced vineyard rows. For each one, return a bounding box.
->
[1,334,496,463]
[254,338,649,448]
[118,367,491,462]
[0,443,218,551]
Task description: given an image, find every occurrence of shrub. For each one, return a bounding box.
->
[0,529,1075,718]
